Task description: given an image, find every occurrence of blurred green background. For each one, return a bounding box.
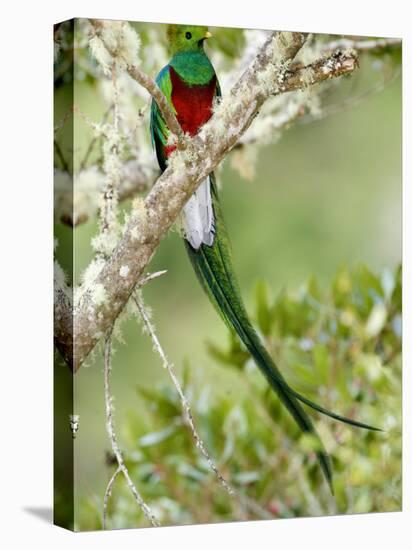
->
[54,22,401,530]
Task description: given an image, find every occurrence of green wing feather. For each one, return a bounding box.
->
[150,65,175,170]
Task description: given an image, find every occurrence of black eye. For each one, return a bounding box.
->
[185,31,192,40]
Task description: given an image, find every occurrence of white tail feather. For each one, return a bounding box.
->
[183,176,215,249]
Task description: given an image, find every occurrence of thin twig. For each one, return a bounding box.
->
[137,270,168,287]
[102,465,121,529]
[133,292,234,496]
[103,329,160,527]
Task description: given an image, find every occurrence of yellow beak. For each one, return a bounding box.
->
[205,31,212,39]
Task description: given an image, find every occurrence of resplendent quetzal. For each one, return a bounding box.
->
[150,24,380,491]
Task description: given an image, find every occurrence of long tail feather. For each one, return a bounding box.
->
[186,230,334,490]
[286,388,382,431]
[184,174,379,490]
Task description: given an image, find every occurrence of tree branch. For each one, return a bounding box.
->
[55,33,359,371]
[137,270,168,287]
[277,51,358,92]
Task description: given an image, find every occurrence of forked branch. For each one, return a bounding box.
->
[55,30,360,371]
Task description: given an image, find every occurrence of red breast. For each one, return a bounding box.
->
[170,67,217,138]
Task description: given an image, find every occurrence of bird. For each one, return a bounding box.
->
[150,24,380,492]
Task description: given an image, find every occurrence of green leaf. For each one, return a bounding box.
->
[233,471,261,485]
[139,424,178,447]
[177,462,208,481]
[300,433,324,453]
[206,332,249,369]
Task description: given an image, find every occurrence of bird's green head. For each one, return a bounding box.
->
[167,25,212,55]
